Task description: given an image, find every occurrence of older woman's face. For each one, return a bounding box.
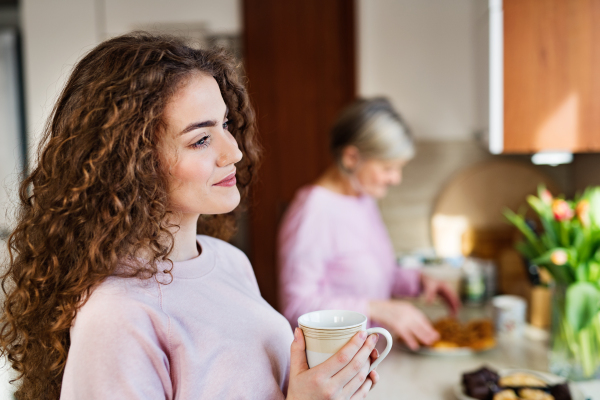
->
[161,73,243,215]
[354,158,405,199]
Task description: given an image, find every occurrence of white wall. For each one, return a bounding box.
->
[21,0,98,161]
[358,0,479,141]
[21,0,241,161]
[103,0,240,38]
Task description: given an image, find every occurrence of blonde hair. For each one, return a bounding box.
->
[330,97,414,166]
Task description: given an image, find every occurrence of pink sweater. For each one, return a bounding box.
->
[61,235,293,400]
[278,185,421,327]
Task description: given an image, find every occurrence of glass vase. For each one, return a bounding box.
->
[549,284,600,380]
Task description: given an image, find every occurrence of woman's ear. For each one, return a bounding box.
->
[340,145,360,172]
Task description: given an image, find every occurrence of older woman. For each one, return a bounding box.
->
[278,98,460,350]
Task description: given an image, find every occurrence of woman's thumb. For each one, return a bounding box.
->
[290,327,309,376]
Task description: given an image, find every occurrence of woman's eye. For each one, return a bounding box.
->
[191,135,211,149]
[222,120,229,130]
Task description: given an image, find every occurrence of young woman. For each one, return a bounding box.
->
[278,98,461,351]
[0,34,379,400]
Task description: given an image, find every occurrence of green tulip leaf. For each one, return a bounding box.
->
[588,188,600,227]
[589,261,600,283]
[504,209,545,255]
[566,282,600,332]
[576,262,588,282]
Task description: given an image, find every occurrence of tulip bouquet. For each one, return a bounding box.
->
[505,186,600,380]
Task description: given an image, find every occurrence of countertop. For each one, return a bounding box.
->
[367,302,600,399]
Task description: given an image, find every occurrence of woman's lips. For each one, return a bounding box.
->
[213,172,237,187]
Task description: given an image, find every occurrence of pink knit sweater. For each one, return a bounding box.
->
[278,185,421,327]
[61,235,293,399]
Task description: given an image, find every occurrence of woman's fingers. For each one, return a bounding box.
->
[320,331,368,376]
[424,281,437,303]
[341,354,370,396]
[438,283,461,315]
[289,328,309,377]
[369,348,379,363]
[397,327,419,350]
[369,370,379,390]
[412,316,440,345]
[332,333,378,386]
[349,377,373,400]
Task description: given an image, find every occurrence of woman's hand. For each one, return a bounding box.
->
[368,300,439,350]
[420,274,461,315]
[287,328,380,400]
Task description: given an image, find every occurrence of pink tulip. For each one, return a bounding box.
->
[576,200,590,227]
[541,189,553,205]
[552,199,574,221]
[550,249,568,266]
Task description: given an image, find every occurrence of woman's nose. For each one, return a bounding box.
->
[217,131,243,167]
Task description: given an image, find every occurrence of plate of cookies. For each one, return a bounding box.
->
[455,366,585,400]
[416,317,496,356]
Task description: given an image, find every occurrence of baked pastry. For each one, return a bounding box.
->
[500,373,547,387]
[493,389,519,400]
[519,388,554,400]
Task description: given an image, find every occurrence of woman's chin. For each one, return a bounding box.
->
[364,187,388,199]
[217,191,241,213]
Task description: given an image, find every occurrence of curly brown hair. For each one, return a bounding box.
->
[0,32,260,400]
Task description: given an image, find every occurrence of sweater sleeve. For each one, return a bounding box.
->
[60,290,172,400]
[278,194,370,327]
[391,267,422,298]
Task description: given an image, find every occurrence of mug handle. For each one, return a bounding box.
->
[365,327,392,373]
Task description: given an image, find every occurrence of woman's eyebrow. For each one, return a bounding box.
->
[180,120,217,135]
[179,107,230,136]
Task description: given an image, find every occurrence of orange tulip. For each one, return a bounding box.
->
[550,249,568,266]
[552,199,574,221]
[576,199,590,227]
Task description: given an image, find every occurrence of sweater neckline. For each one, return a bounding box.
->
[156,235,216,280]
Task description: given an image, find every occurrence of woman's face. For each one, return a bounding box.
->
[161,73,243,215]
[354,158,405,199]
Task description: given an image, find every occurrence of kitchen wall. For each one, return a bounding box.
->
[357,0,485,253]
[357,0,600,254]
[379,141,576,253]
[358,0,478,141]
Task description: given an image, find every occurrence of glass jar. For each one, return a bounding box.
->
[549,284,600,380]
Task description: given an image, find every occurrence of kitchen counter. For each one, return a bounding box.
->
[367,325,600,399]
[365,300,600,399]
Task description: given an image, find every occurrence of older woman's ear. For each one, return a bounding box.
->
[340,145,361,173]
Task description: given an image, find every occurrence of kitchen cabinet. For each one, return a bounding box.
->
[484,0,600,154]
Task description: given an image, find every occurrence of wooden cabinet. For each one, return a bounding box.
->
[243,0,356,308]
[486,0,600,154]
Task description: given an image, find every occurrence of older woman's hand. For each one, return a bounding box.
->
[420,274,461,315]
[369,299,439,350]
[286,328,380,400]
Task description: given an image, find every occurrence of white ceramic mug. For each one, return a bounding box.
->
[492,295,527,337]
[298,310,393,372]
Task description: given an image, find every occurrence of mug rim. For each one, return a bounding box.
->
[492,295,526,308]
[298,309,367,330]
